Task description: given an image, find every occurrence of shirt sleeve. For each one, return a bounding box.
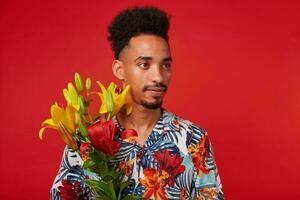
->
[50,146,93,200]
[187,124,224,200]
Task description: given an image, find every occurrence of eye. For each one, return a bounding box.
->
[138,62,150,69]
[163,63,171,70]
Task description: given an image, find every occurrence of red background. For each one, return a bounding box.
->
[0,0,299,199]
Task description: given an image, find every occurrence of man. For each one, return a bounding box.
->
[51,6,224,200]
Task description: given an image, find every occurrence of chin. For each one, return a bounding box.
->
[141,99,163,109]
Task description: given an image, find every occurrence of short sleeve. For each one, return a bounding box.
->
[50,146,93,199]
[187,124,224,200]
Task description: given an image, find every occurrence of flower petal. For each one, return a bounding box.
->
[105,90,114,114]
[113,85,130,115]
[74,72,83,91]
[67,82,78,105]
[64,105,77,133]
[85,77,91,90]
[38,127,47,140]
[63,88,71,104]
[121,129,138,139]
[107,82,116,93]
[41,118,56,127]
[57,122,77,150]
[51,104,65,125]
[125,104,132,115]
[96,81,107,94]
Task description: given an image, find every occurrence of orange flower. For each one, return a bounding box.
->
[140,150,186,199]
[188,134,210,176]
[196,187,218,200]
[79,142,89,161]
[118,160,134,176]
[39,103,78,150]
[179,187,187,200]
[139,168,168,200]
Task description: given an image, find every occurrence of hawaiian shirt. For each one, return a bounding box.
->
[50,109,224,199]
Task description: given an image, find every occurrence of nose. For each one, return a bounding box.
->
[150,65,164,83]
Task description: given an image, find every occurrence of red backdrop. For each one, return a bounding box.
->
[1,0,299,199]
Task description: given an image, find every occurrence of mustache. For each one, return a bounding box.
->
[143,83,168,92]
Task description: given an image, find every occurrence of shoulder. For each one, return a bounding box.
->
[162,109,208,146]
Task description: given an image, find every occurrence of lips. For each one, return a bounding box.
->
[146,87,166,96]
[146,87,165,92]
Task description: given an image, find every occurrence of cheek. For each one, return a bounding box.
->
[163,72,171,85]
[124,70,144,92]
[128,78,145,102]
[125,65,144,79]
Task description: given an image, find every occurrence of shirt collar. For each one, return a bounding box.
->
[112,107,167,133]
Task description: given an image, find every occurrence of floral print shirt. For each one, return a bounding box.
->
[50,109,224,199]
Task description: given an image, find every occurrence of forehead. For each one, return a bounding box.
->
[121,34,171,61]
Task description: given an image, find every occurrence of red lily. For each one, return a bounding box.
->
[154,149,185,187]
[87,120,120,155]
[58,179,83,200]
[121,129,138,143]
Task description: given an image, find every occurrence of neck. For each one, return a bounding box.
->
[116,103,162,134]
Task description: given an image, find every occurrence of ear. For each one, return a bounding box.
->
[112,60,125,80]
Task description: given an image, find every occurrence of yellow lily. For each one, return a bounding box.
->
[39,103,78,150]
[63,82,81,111]
[96,81,132,118]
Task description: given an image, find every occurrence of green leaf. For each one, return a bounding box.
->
[87,151,111,175]
[86,179,120,200]
[105,90,114,115]
[78,96,85,114]
[86,180,110,200]
[85,179,100,188]
[82,159,95,170]
[109,169,123,180]
[89,151,101,162]
[102,174,115,182]
[78,120,88,137]
[120,180,133,193]
[108,180,117,200]
[122,195,144,200]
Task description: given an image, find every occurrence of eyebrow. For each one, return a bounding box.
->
[134,56,173,62]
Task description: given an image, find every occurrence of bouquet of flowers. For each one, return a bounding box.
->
[39,72,142,200]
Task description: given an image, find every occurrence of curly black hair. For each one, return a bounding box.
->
[107,6,170,59]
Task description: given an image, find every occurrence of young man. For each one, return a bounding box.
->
[51,6,224,200]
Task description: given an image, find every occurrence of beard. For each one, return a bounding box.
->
[141,97,163,109]
[140,82,167,109]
